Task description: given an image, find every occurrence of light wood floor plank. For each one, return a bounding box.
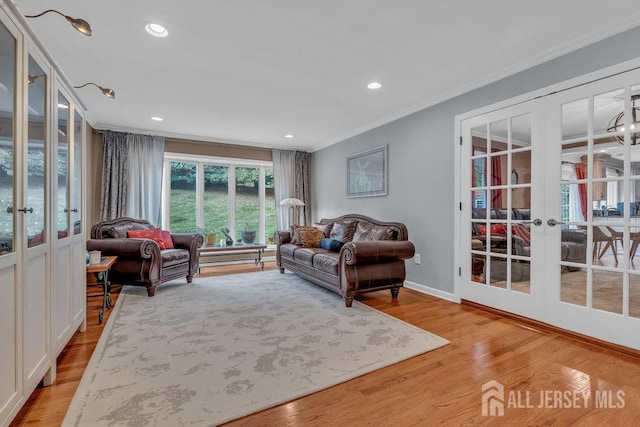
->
[10,261,640,426]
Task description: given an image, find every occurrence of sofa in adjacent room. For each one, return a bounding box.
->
[87,217,203,296]
[276,214,415,307]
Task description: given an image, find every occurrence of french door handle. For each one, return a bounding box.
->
[18,207,33,214]
[547,219,565,226]
[522,219,542,226]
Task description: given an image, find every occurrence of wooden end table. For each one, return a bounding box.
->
[86,255,117,324]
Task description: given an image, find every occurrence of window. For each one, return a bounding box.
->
[162,154,276,245]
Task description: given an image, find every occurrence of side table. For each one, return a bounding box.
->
[86,255,118,324]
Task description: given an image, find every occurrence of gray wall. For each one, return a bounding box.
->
[312,25,640,294]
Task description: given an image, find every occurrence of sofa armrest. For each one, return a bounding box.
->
[276,230,291,245]
[341,240,415,265]
[87,238,160,259]
[171,233,204,275]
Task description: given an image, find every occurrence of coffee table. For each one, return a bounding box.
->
[198,243,267,272]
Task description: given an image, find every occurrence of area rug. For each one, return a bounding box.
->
[64,270,449,426]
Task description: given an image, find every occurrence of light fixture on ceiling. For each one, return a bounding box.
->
[24,9,92,36]
[151,116,164,122]
[145,23,168,38]
[27,74,45,84]
[284,134,294,139]
[74,82,115,99]
[608,94,640,145]
[367,82,383,90]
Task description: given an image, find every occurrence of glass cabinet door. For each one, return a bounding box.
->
[57,92,69,238]
[72,110,82,234]
[26,55,47,248]
[0,21,15,256]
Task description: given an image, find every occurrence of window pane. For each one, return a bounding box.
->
[0,22,15,255]
[235,167,259,243]
[170,161,197,233]
[265,168,276,244]
[27,56,46,247]
[203,164,228,238]
[57,92,69,238]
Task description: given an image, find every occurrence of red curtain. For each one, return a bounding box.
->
[575,163,588,219]
[490,150,502,208]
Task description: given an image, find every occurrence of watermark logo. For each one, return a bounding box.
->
[481,380,504,417]
[481,380,625,417]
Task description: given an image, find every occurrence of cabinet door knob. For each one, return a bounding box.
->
[5,206,12,214]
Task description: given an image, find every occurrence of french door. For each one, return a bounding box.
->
[461,100,546,320]
[545,69,640,349]
[461,66,640,350]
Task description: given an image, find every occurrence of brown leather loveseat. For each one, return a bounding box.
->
[87,217,203,296]
[276,214,415,307]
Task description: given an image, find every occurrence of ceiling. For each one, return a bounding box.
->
[9,0,640,152]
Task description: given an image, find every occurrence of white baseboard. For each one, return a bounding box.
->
[404,280,459,303]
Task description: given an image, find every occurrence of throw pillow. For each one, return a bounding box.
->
[329,219,358,243]
[290,225,302,245]
[160,230,174,249]
[127,228,166,250]
[299,228,325,248]
[352,223,394,241]
[320,238,342,251]
[313,222,333,237]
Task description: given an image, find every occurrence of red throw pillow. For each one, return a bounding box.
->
[161,230,174,249]
[127,228,166,249]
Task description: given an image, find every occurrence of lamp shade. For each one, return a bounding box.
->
[279,197,305,207]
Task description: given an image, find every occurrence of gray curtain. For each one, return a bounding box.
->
[100,130,129,220]
[272,149,312,229]
[273,149,295,230]
[295,151,311,225]
[127,134,165,224]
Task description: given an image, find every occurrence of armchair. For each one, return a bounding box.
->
[87,217,204,296]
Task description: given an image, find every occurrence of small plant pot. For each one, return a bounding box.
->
[241,231,256,244]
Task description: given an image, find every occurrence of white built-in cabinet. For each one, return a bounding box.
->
[0,6,86,426]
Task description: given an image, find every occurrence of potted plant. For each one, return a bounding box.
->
[196,226,217,246]
[241,222,256,244]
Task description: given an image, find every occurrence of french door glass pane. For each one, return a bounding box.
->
[561,268,586,307]
[203,164,228,236]
[235,167,259,242]
[0,22,15,255]
[592,269,623,314]
[630,273,640,318]
[594,89,624,136]
[57,93,69,238]
[170,161,196,233]
[562,98,588,141]
[72,110,82,234]
[27,56,46,247]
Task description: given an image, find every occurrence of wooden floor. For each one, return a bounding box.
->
[11,262,640,426]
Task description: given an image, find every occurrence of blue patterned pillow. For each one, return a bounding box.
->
[320,238,342,251]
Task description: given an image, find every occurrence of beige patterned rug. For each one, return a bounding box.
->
[64,270,449,426]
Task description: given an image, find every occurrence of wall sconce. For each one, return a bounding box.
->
[74,82,115,99]
[25,9,92,36]
[27,74,45,84]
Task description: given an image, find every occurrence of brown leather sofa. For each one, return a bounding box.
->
[87,217,203,296]
[276,214,415,307]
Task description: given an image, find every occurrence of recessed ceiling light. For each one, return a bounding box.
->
[285,134,294,139]
[145,23,168,38]
[151,116,164,121]
[367,82,383,90]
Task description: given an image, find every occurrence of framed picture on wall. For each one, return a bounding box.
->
[346,145,387,198]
